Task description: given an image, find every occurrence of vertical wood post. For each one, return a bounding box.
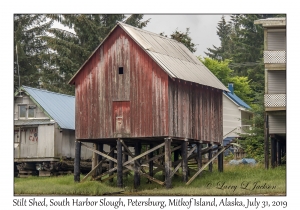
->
[277,140,282,166]
[74,140,81,182]
[92,143,97,178]
[271,137,277,168]
[117,139,123,188]
[134,142,141,189]
[264,114,269,169]
[174,146,179,178]
[109,144,114,182]
[218,146,223,172]
[182,140,188,182]
[124,151,129,178]
[165,138,172,189]
[149,143,154,178]
[208,143,213,172]
[196,142,202,173]
[97,143,103,176]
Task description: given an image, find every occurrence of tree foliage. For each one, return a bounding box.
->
[14,15,53,92]
[39,14,150,95]
[200,57,252,104]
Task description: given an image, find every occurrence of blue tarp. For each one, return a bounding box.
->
[229,158,256,165]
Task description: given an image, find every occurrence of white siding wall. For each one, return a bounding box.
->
[267,71,286,94]
[269,113,286,134]
[267,29,286,50]
[14,96,48,120]
[37,124,55,157]
[223,94,241,137]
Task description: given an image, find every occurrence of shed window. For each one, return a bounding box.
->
[118,67,124,74]
[19,105,26,118]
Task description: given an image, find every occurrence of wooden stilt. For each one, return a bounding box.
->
[92,143,97,178]
[208,143,213,172]
[109,144,115,182]
[97,143,103,176]
[149,144,154,178]
[271,137,276,168]
[182,140,188,182]
[165,138,172,189]
[117,139,123,188]
[264,114,269,169]
[218,146,223,172]
[196,142,202,173]
[277,140,282,166]
[74,140,81,182]
[134,142,141,189]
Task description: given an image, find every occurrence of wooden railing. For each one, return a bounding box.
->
[264,50,286,64]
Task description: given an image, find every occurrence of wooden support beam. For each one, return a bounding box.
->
[97,143,103,176]
[117,139,123,188]
[218,147,223,172]
[182,140,188,183]
[264,114,270,169]
[170,146,196,179]
[74,141,81,182]
[271,138,277,168]
[81,143,117,163]
[92,143,97,177]
[208,143,213,172]
[101,169,130,183]
[109,145,115,183]
[164,138,172,189]
[277,140,282,165]
[186,144,232,185]
[143,145,181,165]
[149,144,154,178]
[134,142,141,188]
[82,148,114,182]
[197,142,202,173]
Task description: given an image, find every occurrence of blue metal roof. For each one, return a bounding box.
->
[21,86,75,130]
[224,91,251,109]
[224,83,251,109]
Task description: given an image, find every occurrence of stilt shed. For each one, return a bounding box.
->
[69,22,229,187]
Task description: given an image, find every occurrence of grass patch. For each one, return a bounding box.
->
[14,163,286,196]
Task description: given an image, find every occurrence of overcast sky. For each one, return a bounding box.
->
[141,14,229,57]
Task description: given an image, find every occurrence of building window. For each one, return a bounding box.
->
[19,105,26,118]
[28,106,35,118]
[119,67,124,74]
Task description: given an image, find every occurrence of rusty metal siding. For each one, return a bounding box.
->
[168,80,223,143]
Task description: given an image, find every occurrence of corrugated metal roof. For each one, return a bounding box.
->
[223,91,251,109]
[69,22,228,91]
[21,86,75,130]
[119,22,228,91]
[14,119,55,126]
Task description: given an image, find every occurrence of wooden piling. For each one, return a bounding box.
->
[97,143,103,176]
[208,143,213,172]
[109,144,115,182]
[164,138,172,189]
[149,144,154,178]
[182,140,188,182]
[264,114,269,169]
[271,137,276,168]
[196,142,202,173]
[277,140,282,166]
[117,139,123,188]
[134,142,141,188]
[74,140,81,182]
[218,146,223,172]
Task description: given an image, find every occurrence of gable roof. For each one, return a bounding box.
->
[69,22,228,92]
[18,86,75,130]
[223,91,251,110]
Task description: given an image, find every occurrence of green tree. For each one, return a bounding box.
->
[41,14,150,95]
[14,14,53,92]
[200,57,252,104]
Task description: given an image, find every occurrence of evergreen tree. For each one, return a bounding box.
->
[41,14,150,95]
[14,14,53,92]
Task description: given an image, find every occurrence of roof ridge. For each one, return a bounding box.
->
[22,86,75,98]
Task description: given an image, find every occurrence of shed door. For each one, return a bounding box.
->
[113,101,130,137]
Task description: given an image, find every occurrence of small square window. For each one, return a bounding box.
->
[19,105,26,118]
[119,67,123,74]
